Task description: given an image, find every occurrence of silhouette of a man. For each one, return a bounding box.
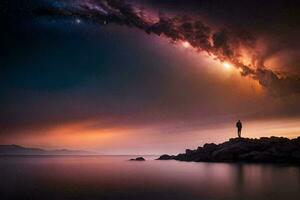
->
[236,120,242,138]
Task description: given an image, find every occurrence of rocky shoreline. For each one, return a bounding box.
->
[157,137,300,164]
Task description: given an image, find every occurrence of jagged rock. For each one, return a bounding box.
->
[185,149,194,155]
[157,137,300,164]
[130,157,145,161]
[293,137,300,146]
[196,146,203,151]
[203,143,218,153]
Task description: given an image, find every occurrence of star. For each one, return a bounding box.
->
[75,18,81,24]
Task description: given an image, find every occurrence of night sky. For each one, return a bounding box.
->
[1,0,300,154]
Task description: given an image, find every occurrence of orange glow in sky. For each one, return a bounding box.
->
[3,117,300,154]
[223,62,232,69]
[182,41,191,48]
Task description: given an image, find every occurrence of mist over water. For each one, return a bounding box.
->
[1,156,300,200]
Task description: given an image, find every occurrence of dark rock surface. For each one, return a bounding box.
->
[157,137,300,164]
[130,157,145,161]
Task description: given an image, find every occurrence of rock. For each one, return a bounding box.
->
[196,146,203,152]
[291,151,300,159]
[157,137,300,164]
[252,151,273,162]
[130,157,145,161]
[211,147,235,161]
[157,154,174,160]
[292,137,300,146]
[239,151,261,161]
[185,149,194,155]
[202,143,218,154]
[278,143,298,153]
[175,153,188,161]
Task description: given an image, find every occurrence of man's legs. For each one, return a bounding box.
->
[238,129,241,138]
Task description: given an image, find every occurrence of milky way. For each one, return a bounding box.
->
[36,0,300,96]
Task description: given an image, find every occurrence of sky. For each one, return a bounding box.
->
[1,0,300,154]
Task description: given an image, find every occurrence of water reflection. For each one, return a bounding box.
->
[0,156,299,200]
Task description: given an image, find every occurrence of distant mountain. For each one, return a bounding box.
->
[0,144,97,155]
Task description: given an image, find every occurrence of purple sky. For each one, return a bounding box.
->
[1,0,300,154]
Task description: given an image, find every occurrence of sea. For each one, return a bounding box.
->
[1,155,299,200]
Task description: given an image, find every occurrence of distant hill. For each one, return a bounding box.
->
[0,144,97,155]
[158,137,300,164]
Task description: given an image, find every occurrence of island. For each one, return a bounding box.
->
[0,144,96,155]
[130,157,146,161]
[157,137,300,164]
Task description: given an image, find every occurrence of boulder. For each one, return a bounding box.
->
[130,157,145,161]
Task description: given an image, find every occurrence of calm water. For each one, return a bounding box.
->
[1,156,300,200]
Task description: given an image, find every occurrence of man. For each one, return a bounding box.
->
[236,120,242,138]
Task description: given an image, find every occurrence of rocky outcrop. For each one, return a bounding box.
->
[157,137,300,164]
[130,157,145,161]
